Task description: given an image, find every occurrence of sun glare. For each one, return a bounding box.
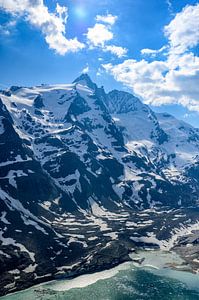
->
[74,6,87,18]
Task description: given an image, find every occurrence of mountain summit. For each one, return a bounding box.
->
[73,73,97,91]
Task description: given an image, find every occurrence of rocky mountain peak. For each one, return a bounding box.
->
[107,89,146,114]
[73,73,97,91]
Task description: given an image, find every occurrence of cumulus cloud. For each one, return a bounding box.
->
[96,13,118,25]
[103,4,199,112]
[165,4,199,55]
[86,13,127,58]
[0,0,85,55]
[103,59,169,104]
[86,23,113,47]
[103,53,199,111]
[104,45,127,58]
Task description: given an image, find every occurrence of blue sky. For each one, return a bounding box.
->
[0,0,199,127]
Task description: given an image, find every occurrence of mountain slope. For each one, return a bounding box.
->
[1,74,199,295]
[107,89,199,200]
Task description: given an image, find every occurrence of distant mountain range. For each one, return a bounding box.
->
[1,74,199,296]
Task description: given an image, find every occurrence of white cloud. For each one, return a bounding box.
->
[0,25,10,36]
[141,46,167,57]
[82,64,89,74]
[0,0,85,55]
[96,13,118,25]
[103,59,169,104]
[103,4,199,112]
[166,0,174,15]
[1,4,125,58]
[56,3,67,17]
[86,23,113,47]
[96,71,101,76]
[103,53,199,111]
[164,4,199,55]
[104,45,127,58]
[0,19,16,35]
[0,0,30,12]
[86,13,126,58]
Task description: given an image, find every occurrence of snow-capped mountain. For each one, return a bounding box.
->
[108,90,199,188]
[1,74,199,295]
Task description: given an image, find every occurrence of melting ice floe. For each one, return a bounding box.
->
[46,262,131,291]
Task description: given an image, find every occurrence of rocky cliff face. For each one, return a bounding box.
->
[1,74,199,295]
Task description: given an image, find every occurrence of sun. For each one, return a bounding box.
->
[74,6,87,19]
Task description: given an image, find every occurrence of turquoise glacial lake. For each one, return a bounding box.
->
[2,251,199,300]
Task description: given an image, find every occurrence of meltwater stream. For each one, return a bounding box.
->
[2,251,199,300]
